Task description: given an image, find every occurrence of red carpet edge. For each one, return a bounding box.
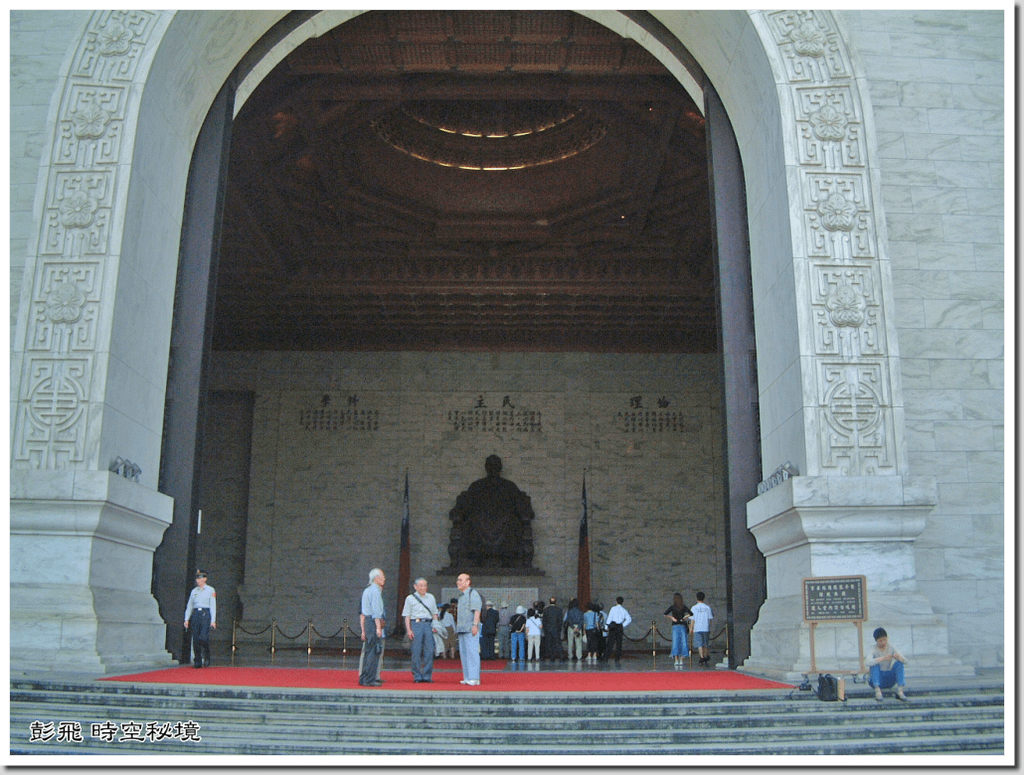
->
[102,666,795,692]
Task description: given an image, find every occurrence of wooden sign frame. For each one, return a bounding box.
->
[801,575,869,674]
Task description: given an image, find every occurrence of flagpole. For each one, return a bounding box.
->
[577,470,592,610]
[394,470,411,636]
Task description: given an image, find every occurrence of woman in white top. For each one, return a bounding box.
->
[525,607,543,661]
[438,604,457,659]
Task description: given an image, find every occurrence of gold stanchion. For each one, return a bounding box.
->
[231,619,237,667]
[271,617,277,663]
[651,620,657,657]
[307,618,313,666]
[342,618,348,655]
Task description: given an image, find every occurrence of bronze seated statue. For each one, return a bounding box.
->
[447,455,535,569]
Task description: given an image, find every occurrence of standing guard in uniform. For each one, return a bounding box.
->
[184,570,216,668]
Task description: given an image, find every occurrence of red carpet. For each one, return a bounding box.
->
[102,665,793,692]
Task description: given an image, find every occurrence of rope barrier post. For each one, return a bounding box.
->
[651,621,656,657]
[342,618,348,656]
[307,618,313,666]
[231,618,237,667]
[271,618,277,663]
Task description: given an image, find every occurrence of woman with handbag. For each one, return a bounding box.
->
[664,592,693,667]
[583,601,601,662]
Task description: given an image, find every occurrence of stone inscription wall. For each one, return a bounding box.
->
[206,352,727,643]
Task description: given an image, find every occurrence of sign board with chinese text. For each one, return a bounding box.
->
[802,575,867,622]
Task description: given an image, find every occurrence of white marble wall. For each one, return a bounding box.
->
[838,9,1005,667]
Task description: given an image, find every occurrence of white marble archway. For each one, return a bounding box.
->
[11,10,964,677]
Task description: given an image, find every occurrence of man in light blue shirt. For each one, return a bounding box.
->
[455,572,483,685]
[359,568,386,687]
[184,570,216,668]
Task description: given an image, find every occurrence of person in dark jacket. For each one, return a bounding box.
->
[480,600,500,659]
[541,596,565,661]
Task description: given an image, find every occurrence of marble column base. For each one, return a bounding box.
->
[10,471,175,674]
[737,595,975,683]
[739,475,972,683]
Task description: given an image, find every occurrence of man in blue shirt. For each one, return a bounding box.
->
[359,568,387,687]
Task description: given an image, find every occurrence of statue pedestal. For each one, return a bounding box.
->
[435,566,544,579]
[433,570,548,612]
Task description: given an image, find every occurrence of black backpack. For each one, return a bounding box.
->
[816,674,840,701]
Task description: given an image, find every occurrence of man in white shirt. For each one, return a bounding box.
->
[604,596,632,662]
[402,577,439,683]
[691,591,714,666]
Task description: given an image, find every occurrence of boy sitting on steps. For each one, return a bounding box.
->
[867,627,909,702]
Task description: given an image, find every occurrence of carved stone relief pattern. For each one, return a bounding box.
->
[794,86,864,169]
[810,264,883,359]
[41,170,114,256]
[760,10,900,475]
[57,84,127,168]
[14,358,92,470]
[30,261,101,354]
[71,11,160,83]
[816,361,895,476]
[764,10,853,83]
[13,10,162,469]
[804,173,875,259]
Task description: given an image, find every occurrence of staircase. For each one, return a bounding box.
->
[11,677,1003,756]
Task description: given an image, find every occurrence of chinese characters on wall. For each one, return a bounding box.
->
[447,395,542,433]
[614,395,699,433]
[298,394,380,432]
[293,393,700,435]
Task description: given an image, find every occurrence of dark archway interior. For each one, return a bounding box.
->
[216,10,715,353]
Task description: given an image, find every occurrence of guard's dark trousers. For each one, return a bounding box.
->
[189,608,212,667]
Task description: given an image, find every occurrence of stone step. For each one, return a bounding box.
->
[12,701,1003,737]
[11,694,1004,729]
[11,679,1005,756]
[10,684,1005,718]
[12,733,1007,757]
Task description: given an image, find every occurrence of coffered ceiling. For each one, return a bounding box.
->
[214,10,716,353]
